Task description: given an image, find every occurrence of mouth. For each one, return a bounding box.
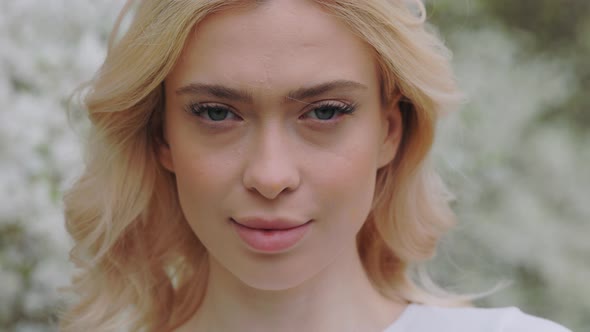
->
[231,219,309,231]
[231,217,311,230]
[229,218,313,253]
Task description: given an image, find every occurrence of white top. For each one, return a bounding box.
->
[383,304,572,332]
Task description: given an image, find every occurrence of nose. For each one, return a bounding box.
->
[242,127,300,200]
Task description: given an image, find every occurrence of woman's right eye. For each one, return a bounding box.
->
[185,103,241,122]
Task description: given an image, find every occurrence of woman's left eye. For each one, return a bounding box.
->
[303,102,357,121]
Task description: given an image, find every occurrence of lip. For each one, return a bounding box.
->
[230,218,312,253]
[232,217,308,230]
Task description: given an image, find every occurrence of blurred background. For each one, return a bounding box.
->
[0,0,588,331]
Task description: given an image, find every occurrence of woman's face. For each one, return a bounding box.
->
[161,0,402,290]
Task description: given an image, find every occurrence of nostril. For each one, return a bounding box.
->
[242,169,300,200]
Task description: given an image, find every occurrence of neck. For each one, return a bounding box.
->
[178,244,408,332]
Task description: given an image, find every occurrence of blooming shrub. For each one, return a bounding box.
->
[0,1,587,331]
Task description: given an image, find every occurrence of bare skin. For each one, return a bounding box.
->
[159,0,408,331]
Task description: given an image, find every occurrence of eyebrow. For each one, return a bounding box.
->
[175,80,368,103]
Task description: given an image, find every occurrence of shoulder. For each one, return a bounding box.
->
[385,304,572,332]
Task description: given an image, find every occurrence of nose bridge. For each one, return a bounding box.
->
[242,123,300,199]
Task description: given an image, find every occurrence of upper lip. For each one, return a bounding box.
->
[232,217,310,230]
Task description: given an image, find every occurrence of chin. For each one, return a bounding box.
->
[234,265,316,292]
[227,254,326,292]
[241,278,304,292]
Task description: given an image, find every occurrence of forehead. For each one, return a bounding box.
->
[168,0,379,92]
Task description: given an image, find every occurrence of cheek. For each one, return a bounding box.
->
[170,147,245,254]
[170,141,240,222]
[308,133,379,224]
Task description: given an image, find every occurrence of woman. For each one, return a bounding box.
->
[59,0,572,331]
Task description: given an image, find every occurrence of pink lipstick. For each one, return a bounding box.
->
[231,218,312,253]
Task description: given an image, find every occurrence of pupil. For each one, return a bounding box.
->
[208,108,228,121]
[316,107,335,120]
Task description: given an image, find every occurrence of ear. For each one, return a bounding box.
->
[156,130,175,173]
[154,83,175,173]
[377,98,404,169]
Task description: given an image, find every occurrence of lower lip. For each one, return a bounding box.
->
[231,219,312,253]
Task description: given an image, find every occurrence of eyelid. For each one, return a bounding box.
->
[308,99,356,110]
[184,100,356,127]
[300,100,357,120]
[184,102,242,120]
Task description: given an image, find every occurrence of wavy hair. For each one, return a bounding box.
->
[60,0,470,331]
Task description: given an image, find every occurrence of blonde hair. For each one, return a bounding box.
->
[60,0,469,331]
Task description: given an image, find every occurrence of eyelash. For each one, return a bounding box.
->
[184,101,357,126]
[301,101,357,121]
